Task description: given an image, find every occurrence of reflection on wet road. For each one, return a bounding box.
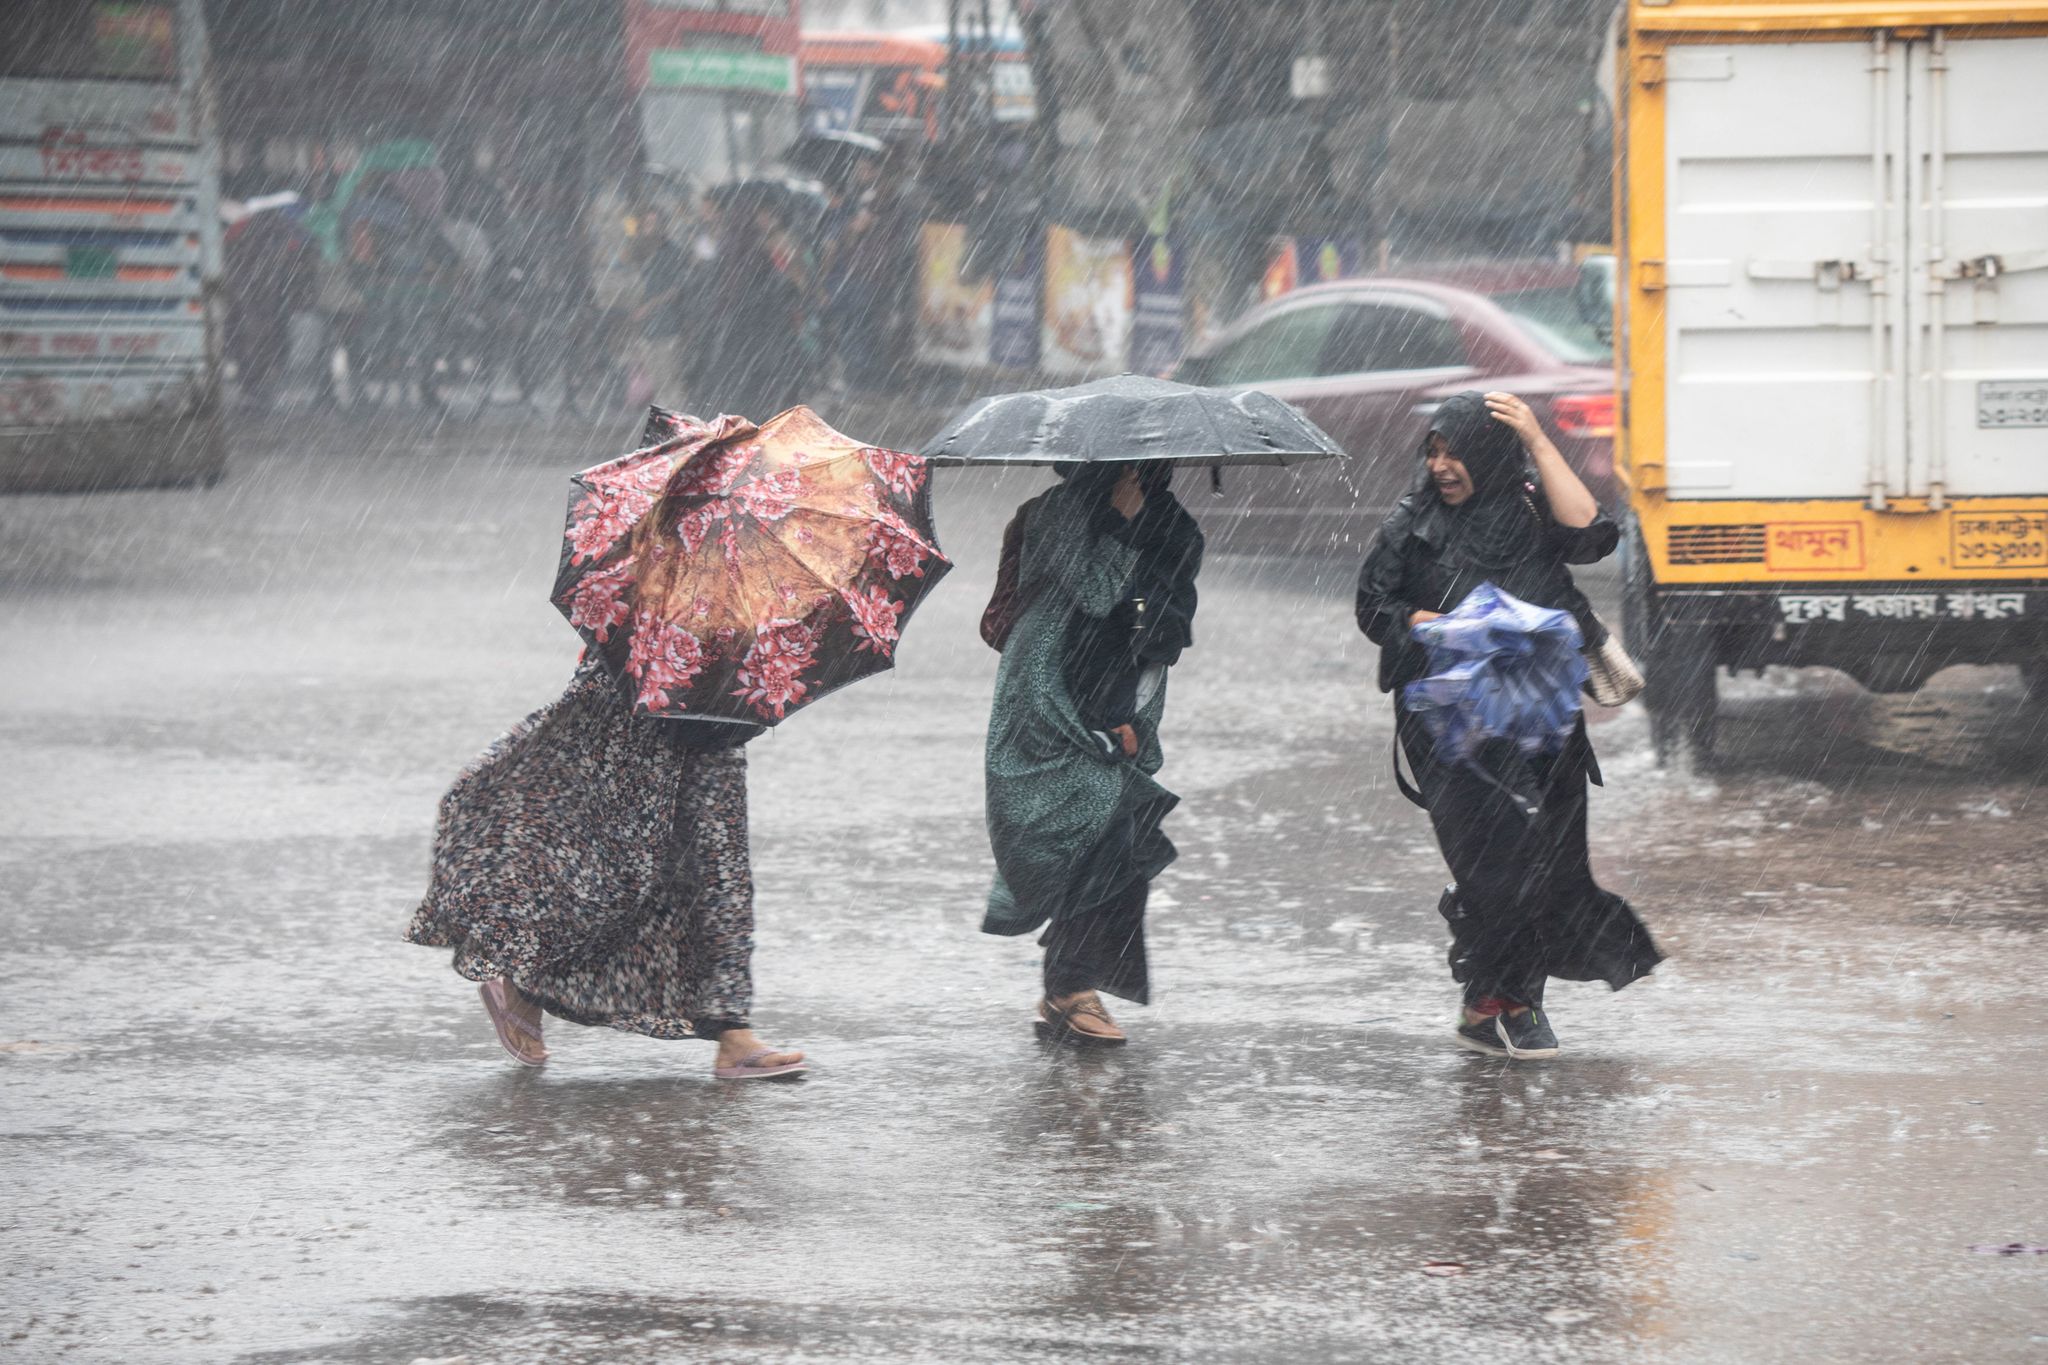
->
[2,412,2043,1362]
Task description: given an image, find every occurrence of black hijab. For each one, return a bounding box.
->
[1416,390,1540,575]
[1058,460,1201,667]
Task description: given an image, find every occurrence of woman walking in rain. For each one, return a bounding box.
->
[400,411,904,1082]
[405,668,802,1076]
[1355,391,1661,1059]
[983,461,1203,1045]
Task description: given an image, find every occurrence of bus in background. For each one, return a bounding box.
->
[0,0,224,493]
[799,27,1034,143]
[800,32,944,142]
[628,0,803,185]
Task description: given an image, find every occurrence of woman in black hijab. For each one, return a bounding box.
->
[1356,391,1661,1059]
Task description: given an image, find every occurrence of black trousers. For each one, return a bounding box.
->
[1041,876,1150,1005]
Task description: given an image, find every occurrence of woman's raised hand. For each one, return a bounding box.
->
[1487,390,1600,527]
[1111,467,1146,521]
[1484,391,1542,445]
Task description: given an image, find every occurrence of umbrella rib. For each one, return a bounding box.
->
[1196,389,1235,469]
[795,501,937,551]
[763,518,875,601]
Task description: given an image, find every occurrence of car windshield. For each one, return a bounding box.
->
[1490,287,1611,365]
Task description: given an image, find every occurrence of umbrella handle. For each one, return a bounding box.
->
[1210,465,1223,496]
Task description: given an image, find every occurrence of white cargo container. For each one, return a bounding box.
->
[1615,1,2048,760]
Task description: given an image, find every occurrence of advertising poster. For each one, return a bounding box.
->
[989,243,1043,371]
[1259,236,1298,302]
[1259,236,1360,303]
[1296,237,1363,286]
[1128,234,1186,377]
[915,223,994,370]
[1041,227,1134,377]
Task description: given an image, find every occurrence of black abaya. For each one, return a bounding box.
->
[1358,392,1662,1006]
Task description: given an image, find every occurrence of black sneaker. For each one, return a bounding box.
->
[1454,1013,1510,1057]
[1496,1006,1560,1060]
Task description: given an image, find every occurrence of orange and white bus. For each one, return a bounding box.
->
[800,27,1034,143]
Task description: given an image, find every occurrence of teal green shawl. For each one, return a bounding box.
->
[982,476,1201,935]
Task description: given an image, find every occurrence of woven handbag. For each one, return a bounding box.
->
[1513,484,1646,707]
[1583,631,1646,707]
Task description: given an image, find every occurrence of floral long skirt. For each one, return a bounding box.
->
[405,660,754,1039]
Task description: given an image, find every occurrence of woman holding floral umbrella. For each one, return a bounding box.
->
[406,406,948,1075]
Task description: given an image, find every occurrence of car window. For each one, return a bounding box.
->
[1489,287,1612,364]
[1320,302,1468,374]
[1202,305,1340,384]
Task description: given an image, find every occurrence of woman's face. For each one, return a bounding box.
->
[1425,433,1474,506]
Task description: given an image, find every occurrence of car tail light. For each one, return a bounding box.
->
[1552,391,1616,439]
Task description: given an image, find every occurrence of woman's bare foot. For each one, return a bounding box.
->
[713,1027,803,1072]
[1038,990,1127,1045]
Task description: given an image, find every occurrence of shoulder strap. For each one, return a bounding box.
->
[1393,731,1428,809]
[979,505,1034,651]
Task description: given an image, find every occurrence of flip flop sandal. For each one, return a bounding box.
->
[478,980,547,1067]
[713,1047,809,1080]
[1035,995,1127,1048]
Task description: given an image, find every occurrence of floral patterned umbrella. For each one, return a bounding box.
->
[552,404,951,728]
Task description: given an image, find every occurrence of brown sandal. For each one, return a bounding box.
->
[1036,992,1128,1047]
[479,980,548,1066]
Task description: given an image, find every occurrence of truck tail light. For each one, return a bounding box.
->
[1552,391,1617,439]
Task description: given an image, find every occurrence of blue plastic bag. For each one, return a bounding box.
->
[1402,582,1588,783]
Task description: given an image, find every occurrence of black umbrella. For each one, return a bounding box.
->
[781,129,887,185]
[920,374,1345,469]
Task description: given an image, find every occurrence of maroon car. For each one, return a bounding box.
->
[1172,275,1616,557]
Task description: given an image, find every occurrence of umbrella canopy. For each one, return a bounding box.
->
[552,405,951,728]
[707,177,830,239]
[782,129,887,184]
[1401,582,1588,810]
[919,374,1344,469]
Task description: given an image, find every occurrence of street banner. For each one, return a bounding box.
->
[915,223,993,369]
[1041,226,1133,378]
[646,48,797,94]
[1129,234,1185,377]
[989,242,1043,371]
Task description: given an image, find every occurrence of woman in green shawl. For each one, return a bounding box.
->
[983,461,1203,1045]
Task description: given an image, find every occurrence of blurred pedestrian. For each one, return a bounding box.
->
[1354,390,1661,1060]
[817,157,897,393]
[983,461,1203,1045]
[222,192,318,410]
[405,656,806,1079]
[695,187,809,419]
[627,203,691,410]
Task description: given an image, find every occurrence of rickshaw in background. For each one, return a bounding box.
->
[304,140,496,415]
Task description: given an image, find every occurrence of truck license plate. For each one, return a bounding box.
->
[1977,379,2048,428]
[1953,511,2048,570]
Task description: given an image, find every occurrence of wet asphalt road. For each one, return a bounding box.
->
[2,407,2045,1364]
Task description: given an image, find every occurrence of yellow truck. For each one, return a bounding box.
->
[1613,0,2048,760]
